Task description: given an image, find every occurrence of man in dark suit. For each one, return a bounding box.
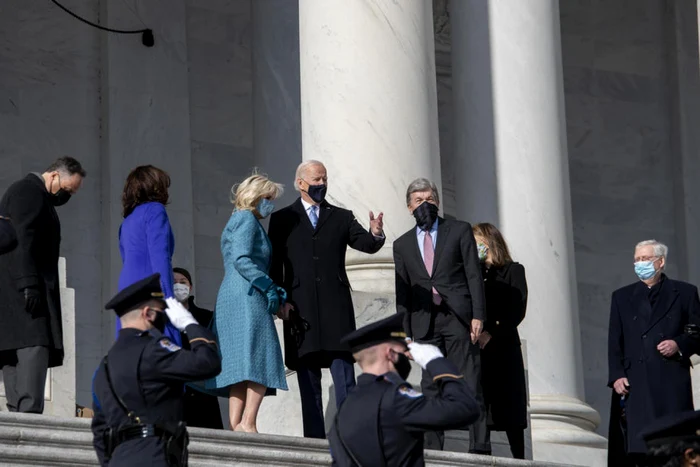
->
[0,157,86,413]
[393,177,488,454]
[608,239,700,464]
[268,160,385,439]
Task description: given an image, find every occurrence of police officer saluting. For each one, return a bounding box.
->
[328,313,480,466]
[91,273,221,467]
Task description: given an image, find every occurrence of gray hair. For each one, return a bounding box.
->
[635,239,669,260]
[405,178,439,206]
[294,160,325,192]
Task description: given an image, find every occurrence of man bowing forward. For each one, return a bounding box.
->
[269,160,385,439]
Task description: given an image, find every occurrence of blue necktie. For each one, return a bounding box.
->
[309,206,318,229]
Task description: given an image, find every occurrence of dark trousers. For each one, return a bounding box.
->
[0,346,49,413]
[499,427,525,459]
[296,357,356,439]
[418,307,490,453]
[183,386,223,430]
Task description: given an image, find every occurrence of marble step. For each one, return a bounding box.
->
[0,412,572,467]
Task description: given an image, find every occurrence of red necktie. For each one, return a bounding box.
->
[423,232,442,305]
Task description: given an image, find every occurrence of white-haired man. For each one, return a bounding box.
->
[608,240,700,463]
[268,160,385,439]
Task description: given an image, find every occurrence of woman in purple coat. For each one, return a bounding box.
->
[115,165,181,345]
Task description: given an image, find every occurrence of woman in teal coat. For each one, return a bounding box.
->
[205,173,290,432]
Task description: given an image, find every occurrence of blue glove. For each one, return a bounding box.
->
[249,276,284,315]
[276,286,287,304]
[266,287,281,315]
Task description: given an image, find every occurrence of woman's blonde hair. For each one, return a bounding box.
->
[230,171,284,211]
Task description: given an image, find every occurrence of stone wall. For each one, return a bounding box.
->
[560,0,681,435]
[0,0,102,407]
[186,0,255,310]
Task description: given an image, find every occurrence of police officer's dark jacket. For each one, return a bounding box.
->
[328,357,480,467]
[91,323,220,467]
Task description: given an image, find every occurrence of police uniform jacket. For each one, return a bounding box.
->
[328,357,480,466]
[91,324,221,467]
[268,198,384,370]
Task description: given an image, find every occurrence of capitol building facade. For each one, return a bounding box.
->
[1,1,699,465]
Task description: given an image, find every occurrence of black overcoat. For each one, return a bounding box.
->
[0,174,64,367]
[480,261,528,430]
[0,217,17,254]
[180,298,224,430]
[607,276,700,454]
[269,198,384,370]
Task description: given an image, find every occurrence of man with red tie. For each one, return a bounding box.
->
[393,177,489,454]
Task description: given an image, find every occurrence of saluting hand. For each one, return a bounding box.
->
[165,297,198,331]
[369,211,384,236]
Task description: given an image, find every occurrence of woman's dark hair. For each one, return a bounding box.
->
[173,267,192,285]
[472,222,513,268]
[121,165,170,218]
[646,441,700,467]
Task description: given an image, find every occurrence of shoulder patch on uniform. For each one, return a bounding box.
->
[159,338,181,352]
[397,386,423,399]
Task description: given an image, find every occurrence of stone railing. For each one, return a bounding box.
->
[0,257,76,417]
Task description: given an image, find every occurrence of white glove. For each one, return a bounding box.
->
[165,297,198,331]
[408,342,444,370]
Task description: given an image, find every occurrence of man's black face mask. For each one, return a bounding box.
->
[413,202,438,231]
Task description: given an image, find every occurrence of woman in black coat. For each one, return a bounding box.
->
[173,267,224,430]
[473,223,529,459]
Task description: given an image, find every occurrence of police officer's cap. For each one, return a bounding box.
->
[341,313,407,353]
[105,273,165,316]
[642,410,700,449]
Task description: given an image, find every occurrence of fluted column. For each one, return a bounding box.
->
[451,0,607,462]
[298,0,442,293]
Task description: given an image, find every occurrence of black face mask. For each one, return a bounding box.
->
[412,201,438,231]
[49,175,72,206]
[392,351,412,380]
[51,189,71,207]
[305,184,327,204]
[150,310,168,333]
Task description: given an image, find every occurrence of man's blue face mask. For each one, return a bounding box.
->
[634,260,658,281]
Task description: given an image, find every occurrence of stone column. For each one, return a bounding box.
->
[298,0,442,293]
[252,0,302,209]
[450,1,607,463]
